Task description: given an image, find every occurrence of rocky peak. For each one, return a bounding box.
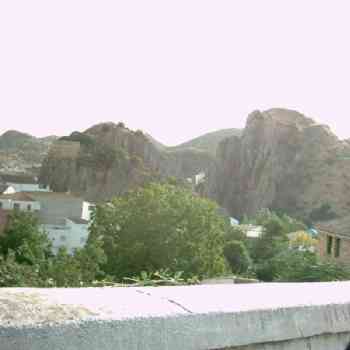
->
[40,122,217,201]
[211,108,350,220]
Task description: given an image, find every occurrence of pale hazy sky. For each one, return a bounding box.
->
[1,1,350,145]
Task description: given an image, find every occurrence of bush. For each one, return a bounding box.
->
[223,240,251,274]
[255,249,350,282]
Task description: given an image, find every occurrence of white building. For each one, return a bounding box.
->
[0,192,41,212]
[194,172,206,186]
[0,191,93,255]
[240,225,264,238]
[44,217,89,255]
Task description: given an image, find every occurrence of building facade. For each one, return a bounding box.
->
[0,191,92,255]
[44,217,89,254]
[316,216,350,265]
[0,192,41,212]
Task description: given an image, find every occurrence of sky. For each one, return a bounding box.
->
[1,1,350,146]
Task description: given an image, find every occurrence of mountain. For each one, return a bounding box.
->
[208,108,350,220]
[169,129,242,155]
[40,123,217,202]
[145,133,167,151]
[0,130,33,149]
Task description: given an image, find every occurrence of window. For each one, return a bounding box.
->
[60,235,66,242]
[80,237,87,244]
[327,235,333,255]
[27,204,32,211]
[13,203,20,210]
[335,238,341,258]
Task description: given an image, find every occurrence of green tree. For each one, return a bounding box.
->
[223,240,251,274]
[0,251,44,287]
[250,215,288,263]
[0,210,51,265]
[44,247,82,287]
[74,238,107,282]
[90,183,227,279]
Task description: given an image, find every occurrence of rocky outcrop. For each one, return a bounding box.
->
[211,108,350,219]
[40,123,216,202]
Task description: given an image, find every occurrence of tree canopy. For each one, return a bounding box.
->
[90,182,228,279]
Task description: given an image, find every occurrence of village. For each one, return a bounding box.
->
[0,169,348,270]
[0,173,93,255]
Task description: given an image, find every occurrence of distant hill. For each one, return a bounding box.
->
[0,131,58,174]
[169,129,242,155]
[145,133,167,151]
[0,130,34,149]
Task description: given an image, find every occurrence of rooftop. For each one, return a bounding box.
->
[0,192,37,202]
[25,191,84,200]
[315,216,350,238]
[67,217,89,224]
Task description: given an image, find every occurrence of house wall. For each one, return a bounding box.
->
[318,230,350,265]
[82,201,94,221]
[65,219,89,252]
[43,225,70,254]
[0,199,40,212]
[32,196,84,225]
[43,219,89,254]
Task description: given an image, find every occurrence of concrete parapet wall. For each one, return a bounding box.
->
[1,283,350,350]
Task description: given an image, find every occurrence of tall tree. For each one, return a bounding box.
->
[0,210,51,265]
[90,183,228,279]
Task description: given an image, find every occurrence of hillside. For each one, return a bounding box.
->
[208,108,350,221]
[0,131,58,174]
[169,128,242,155]
[40,123,217,201]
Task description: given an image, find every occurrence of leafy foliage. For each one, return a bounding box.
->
[258,250,350,282]
[0,251,43,287]
[0,211,107,287]
[90,182,228,279]
[124,269,199,286]
[223,240,251,274]
[0,210,51,265]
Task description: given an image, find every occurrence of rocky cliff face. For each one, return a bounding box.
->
[211,108,350,219]
[40,123,216,202]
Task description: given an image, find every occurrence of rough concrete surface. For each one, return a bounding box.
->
[1,282,350,349]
